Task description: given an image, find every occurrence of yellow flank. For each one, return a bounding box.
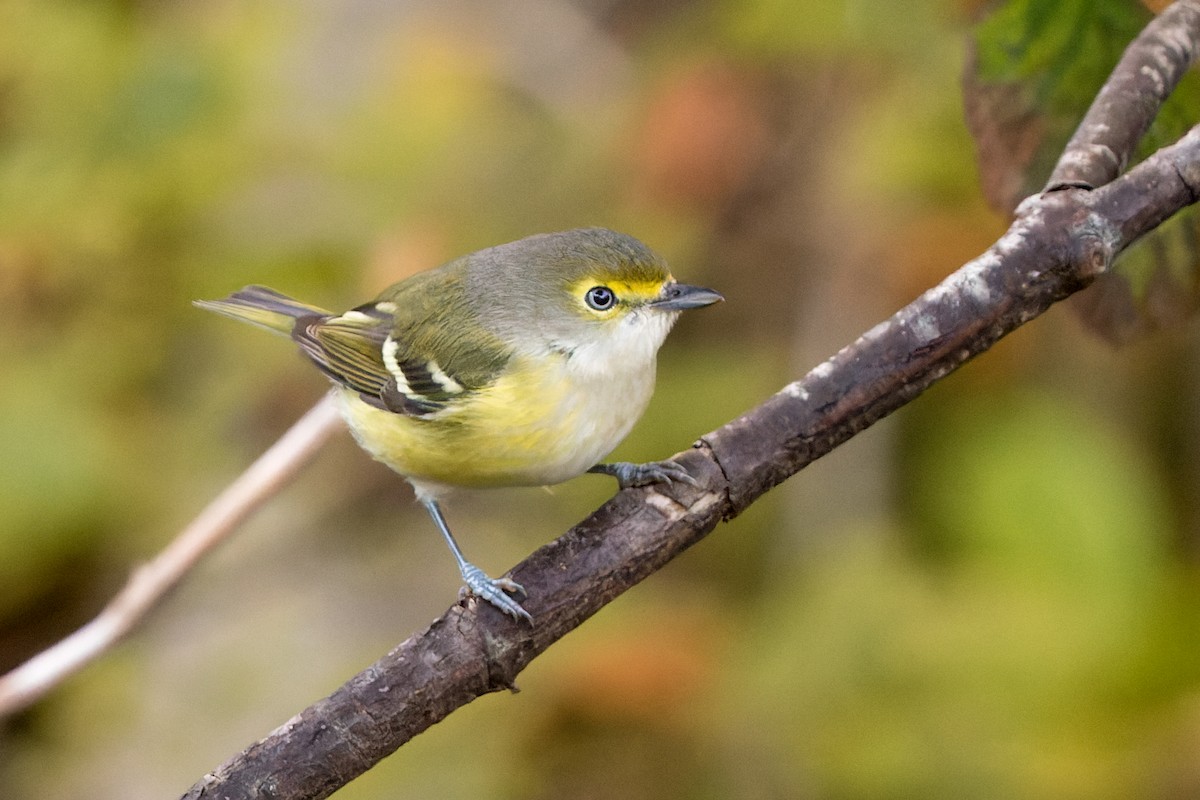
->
[335,349,656,492]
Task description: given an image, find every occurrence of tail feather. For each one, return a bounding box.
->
[194,285,331,336]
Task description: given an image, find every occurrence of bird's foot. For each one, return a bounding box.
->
[589,460,699,490]
[459,562,532,623]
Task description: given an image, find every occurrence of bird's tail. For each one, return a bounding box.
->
[194,285,331,336]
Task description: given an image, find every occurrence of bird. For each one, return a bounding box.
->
[196,227,722,621]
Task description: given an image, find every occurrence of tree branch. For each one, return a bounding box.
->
[182,109,1200,800]
[24,3,1197,725]
[185,6,1200,797]
[1046,0,1200,191]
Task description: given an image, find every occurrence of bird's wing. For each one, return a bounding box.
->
[294,290,511,417]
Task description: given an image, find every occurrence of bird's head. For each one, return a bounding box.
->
[468,228,722,373]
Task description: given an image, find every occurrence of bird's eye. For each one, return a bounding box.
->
[584,285,616,311]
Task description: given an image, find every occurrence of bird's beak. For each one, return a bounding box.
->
[651,283,724,311]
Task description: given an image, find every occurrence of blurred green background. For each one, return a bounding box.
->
[3,0,1200,798]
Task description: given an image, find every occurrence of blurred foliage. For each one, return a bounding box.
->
[2,1,1200,799]
[967,0,1200,342]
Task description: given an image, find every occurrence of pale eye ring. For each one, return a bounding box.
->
[584,285,616,311]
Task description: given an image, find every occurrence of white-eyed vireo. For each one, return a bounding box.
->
[198,227,722,621]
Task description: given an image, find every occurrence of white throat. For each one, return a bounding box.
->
[564,308,678,380]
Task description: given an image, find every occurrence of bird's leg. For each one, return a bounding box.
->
[420,497,532,623]
[588,460,698,489]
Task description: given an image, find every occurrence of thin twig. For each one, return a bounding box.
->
[0,393,344,717]
[1046,0,1200,190]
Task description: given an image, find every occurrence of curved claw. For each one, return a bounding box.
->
[460,563,532,622]
[589,460,700,489]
